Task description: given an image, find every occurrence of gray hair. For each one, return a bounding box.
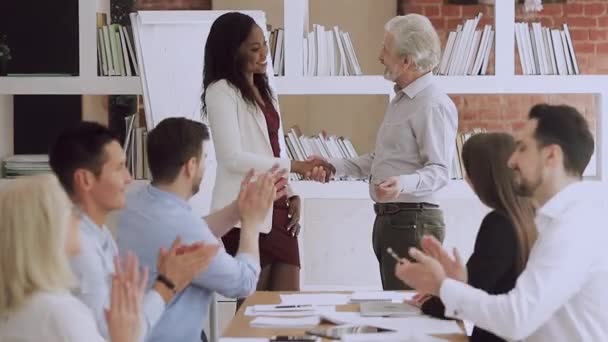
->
[384,14,441,73]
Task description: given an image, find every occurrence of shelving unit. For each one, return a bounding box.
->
[1,0,606,182]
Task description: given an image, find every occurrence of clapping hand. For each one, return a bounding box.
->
[420,235,467,283]
[106,253,146,342]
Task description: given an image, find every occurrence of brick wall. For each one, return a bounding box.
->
[399,0,604,135]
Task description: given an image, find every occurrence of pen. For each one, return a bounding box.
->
[387,247,404,264]
[274,305,313,309]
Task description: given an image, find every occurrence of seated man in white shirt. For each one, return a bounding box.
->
[395,104,608,342]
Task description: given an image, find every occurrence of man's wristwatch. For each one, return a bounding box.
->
[156,273,177,294]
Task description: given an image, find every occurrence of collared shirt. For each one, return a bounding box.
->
[331,72,458,204]
[70,213,165,340]
[440,181,608,341]
[116,185,260,342]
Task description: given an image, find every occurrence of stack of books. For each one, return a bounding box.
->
[124,114,149,180]
[437,13,495,76]
[97,24,139,76]
[451,128,487,180]
[303,24,362,76]
[515,22,579,75]
[284,126,359,181]
[267,26,285,76]
[2,155,51,178]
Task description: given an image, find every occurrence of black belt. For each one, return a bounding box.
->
[374,202,439,215]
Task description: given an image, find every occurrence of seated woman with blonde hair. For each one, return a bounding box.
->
[0,174,144,342]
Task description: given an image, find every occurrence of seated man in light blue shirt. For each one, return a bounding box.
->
[117,117,285,342]
[49,121,218,340]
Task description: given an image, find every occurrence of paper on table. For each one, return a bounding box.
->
[349,291,416,303]
[341,332,446,342]
[367,317,462,335]
[250,316,321,328]
[246,306,336,317]
[253,304,317,312]
[280,293,351,306]
[321,312,462,335]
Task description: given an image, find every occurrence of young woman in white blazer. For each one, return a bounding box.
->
[202,12,334,298]
[0,174,143,342]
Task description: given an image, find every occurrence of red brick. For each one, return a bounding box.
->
[484,122,508,132]
[402,4,424,14]
[462,112,478,121]
[598,42,608,54]
[565,3,584,16]
[590,29,608,41]
[479,109,502,120]
[567,17,598,28]
[540,4,564,16]
[539,17,555,28]
[512,122,526,132]
[417,0,442,3]
[598,17,608,28]
[584,3,607,17]
[463,5,484,18]
[574,41,595,54]
[484,6,495,17]
[429,18,445,31]
[442,5,462,18]
[569,29,589,41]
[423,5,441,18]
[447,18,464,30]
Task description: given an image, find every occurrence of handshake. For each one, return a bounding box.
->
[291,155,336,183]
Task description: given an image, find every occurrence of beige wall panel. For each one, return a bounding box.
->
[280,95,387,154]
[308,0,396,75]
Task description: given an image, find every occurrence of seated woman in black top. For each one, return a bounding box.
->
[409,133,537,342]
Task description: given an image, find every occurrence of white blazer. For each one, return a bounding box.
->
[205,79,295,234]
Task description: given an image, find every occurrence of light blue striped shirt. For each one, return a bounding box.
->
[116,185,260,342]
[70,213,166,340]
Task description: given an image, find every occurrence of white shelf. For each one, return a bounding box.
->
[0,77,142,95]
[274,76,393,95]
[436,75,608,94]
[3,75,608,96]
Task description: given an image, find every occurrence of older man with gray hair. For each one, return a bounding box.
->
[309,14,458,290]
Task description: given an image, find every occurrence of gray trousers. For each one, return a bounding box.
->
[372,203,446,290]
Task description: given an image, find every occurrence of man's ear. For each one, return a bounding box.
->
[543,144,563,170]
[185,157,198,177]
[73,168,95,193]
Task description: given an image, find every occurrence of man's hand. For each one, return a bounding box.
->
[406,293,433,308]
[375,176,401,202]
[238,171,276,229]
[293,156,335,183]
[420,235,467,283]
[394,247,448,296]
[287,196,301,237]
[157,236,220,293]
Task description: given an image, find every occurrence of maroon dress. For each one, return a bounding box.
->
[221,100,301,268]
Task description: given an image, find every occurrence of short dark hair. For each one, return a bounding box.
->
[529,104,594,177]
[49,121,119,195]
[147,117,210,183]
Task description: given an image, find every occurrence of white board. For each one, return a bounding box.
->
[130,10,274,215]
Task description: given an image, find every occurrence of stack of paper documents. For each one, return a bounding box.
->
[279,293,351,306]
[246,305,336,317]
[250,316,321,328]
[320,312,462,335]
[349,291,416,303]
[341,332,446,342]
